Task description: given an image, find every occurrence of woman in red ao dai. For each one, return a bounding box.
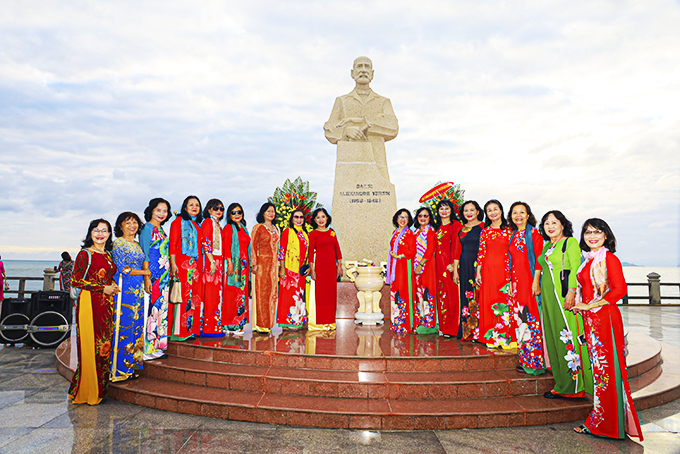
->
[277,209,310,329]
[475,199,514,349]
[222,203,251,335]
[507,202,545,374]
[572,219,642,440]
[434,200,463,337]
[200,199,226,337]
[387,209,417,333]
[169,196,215,340]
[308,208,343,331]
[413,207,438,334]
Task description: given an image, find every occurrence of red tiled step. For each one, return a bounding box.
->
[55,329,676,430]
[108,376,592,430]
[141,355,554,399]
[632,341,680,411]
[626,330,662,377]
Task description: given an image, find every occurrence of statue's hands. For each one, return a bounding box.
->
[344,126,367,141]
[337,117,364,127]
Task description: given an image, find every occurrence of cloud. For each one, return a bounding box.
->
[0,0,679,265]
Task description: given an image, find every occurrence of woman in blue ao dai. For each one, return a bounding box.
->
[110,212,150,382]
[140,198,171,360]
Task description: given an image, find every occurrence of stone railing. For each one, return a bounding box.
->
[624,272,680,305]
[4,268,59,299]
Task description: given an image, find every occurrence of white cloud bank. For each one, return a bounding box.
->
[0,0,678,266]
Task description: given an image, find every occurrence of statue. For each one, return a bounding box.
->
[324,56,398,181]
[325,57,399,267]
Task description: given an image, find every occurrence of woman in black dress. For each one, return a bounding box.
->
[452,201,484,341]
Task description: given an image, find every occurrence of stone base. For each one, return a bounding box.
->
[331,141,397,268]
[354,311,385,325]
[336,282,391,320]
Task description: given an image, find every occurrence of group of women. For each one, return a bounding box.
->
[65,192,642,441]
[68,196,342,405]
[387,199,642,441]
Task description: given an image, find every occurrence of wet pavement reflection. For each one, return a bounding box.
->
[190,319,498,358]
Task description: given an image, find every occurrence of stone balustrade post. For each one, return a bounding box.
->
[647,272,661,305]
[43,268,57,291]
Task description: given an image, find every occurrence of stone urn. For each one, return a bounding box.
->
[345,261,387,326]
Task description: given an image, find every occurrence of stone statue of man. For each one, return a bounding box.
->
[324,56,398,180]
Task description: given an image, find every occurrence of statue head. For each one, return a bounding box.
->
[351,56,374,85]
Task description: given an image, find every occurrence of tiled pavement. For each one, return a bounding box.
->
[0,306,679,454]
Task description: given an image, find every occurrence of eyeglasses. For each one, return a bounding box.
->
[212,206,225,212]
[230,210,243,215]
[92,229,109,234]
[584,229,604,236]
[293,215,304,219]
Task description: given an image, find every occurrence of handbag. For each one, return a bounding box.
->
[300,264,310,277]
[559,240,570,298]
[70,249,92,300]
[169,278,183,304]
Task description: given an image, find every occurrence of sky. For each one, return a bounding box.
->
[1,0,679,266]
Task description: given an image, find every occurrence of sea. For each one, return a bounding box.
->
[2,260,679,301]
[3,260,68,293]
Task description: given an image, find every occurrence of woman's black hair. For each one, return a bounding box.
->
[226,202,246,230]
[114,212,143,238]
[392,208,413,229]
[434,199,459,227]
[459,200,484,223]
[203,198,225,221]
[82,219,114,251]
[256,202,276,224]
[579,218,617,253]
[414,207,435,228]
[483,199,508,229]
[178,195,203,223]
[507,201,538,230]
[310,207,332,229]
[61,251,72,261]
[288,209,307,228]
[539,210,574,241]
[143,198,171,225]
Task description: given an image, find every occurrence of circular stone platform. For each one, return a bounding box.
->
[55,319,680,430]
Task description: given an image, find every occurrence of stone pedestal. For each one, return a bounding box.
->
[332,141,397,267]
[345,261,387,326]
